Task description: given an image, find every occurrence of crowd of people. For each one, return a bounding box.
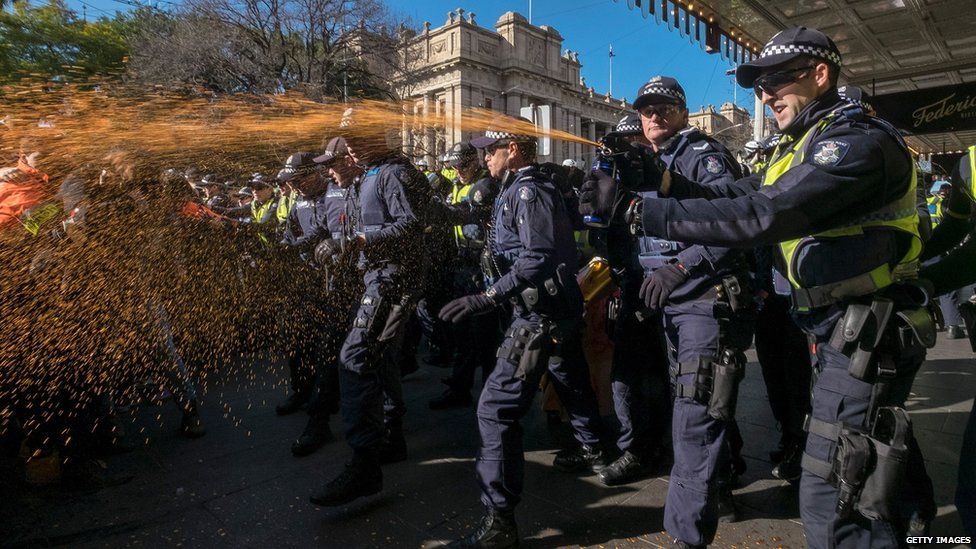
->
[2,24,976,548]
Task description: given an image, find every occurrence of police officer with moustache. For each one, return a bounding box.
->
[612,77,752,531]
[583,27,933,548]
[311,111,435,506]
[429,142,502,410]
[597,112,672,487]
[439,118,607,548]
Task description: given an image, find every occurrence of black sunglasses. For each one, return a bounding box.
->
[485,141,510,154]
[637,102,683,119]
[753,65,816,98]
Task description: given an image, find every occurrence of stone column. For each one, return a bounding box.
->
[422,94,433,165]
[506,92,521,117]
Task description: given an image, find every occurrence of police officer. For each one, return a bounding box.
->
[311,110,434,506]
[428,142,501,410]
[439,118,606,548]
[286,138,364,457]
[919,146,976,538]
[272,153,342,458]
[196,174,229,210]
[597,112,672,487]
[582,26,932,548]
[248,175,278,224]
[620,76,752,532]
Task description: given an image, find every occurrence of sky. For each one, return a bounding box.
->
[63,0,754,115]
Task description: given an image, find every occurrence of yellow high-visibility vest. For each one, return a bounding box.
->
[761,111,922,305]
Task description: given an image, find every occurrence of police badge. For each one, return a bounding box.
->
[704,155,724,175]
[518,186,536,202]
[812,140,850,166]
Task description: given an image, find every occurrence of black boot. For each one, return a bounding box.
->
[717,486,739,523]
[291,416,334,457]
[378,426,407,465]
[429,388,472,410]
[552,443,610,474]
[446,506,519,548]
[598,451,648,486]
[275,392,308,416]
[180,400,206,439]
[771,440,802,482]
[309,452,382,506]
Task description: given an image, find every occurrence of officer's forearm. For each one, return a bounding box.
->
[661,170,759,200]
[921,215,972,261]
[920,236,976,296]
[362,217,420,246]
[640,193,810,248]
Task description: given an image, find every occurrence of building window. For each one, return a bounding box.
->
[484,98,492,110]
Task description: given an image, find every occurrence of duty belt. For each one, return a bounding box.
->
[791,271,884,309]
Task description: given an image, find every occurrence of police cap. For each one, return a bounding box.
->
[198,173,226,189]
[446,142,479,169]
[735,26,842,88]
[837,85,875,114]
[249,173,272,189]
[633,76,686,111]
[614,112,643,135]
[236,186,253,197]
[276,152,320,183]
[313,137,350,166]
[470,115,536,149]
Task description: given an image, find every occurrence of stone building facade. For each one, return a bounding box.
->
[397,9,631,166]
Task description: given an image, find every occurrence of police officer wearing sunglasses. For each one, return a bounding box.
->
[582,26,933,548]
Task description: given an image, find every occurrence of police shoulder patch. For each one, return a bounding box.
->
[518,185,537,202]
[703,155,725,175]
[811,140,851,166]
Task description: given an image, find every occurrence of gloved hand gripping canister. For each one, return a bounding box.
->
[579,133,665,229]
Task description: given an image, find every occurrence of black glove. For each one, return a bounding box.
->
[438,293,497,324]
[639,263,690,310]
[314,238,343,266]
[578,168,634,226]
[616,145,667,192]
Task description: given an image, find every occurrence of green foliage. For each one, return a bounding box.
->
[0,0,131,82]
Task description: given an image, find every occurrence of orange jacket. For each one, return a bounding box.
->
[0,156,50,230]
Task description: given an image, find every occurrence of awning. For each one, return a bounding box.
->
[613,0,976,153]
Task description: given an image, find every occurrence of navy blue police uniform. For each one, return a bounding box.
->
[626,77,753,546]
[606,29,933,547]
[277,154,334,416]
[478,164,604,510]
[599,112,672,485]
[439,129,606,546]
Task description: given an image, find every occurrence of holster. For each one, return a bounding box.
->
[515,264,583,320]
[707,348,746,422]
[498,322,552,381]
[832,428,873,520]
[675,346,745,422]
[858,407,911,522]
[828,297,894,381]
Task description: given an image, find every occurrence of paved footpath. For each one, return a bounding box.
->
[1,338,973,548]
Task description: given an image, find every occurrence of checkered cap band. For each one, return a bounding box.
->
[485,129,533,141]
[640,86,685,103]
[616,121,642,133]
[760,43,842,67]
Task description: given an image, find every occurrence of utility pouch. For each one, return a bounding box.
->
[833,428,873,520]
[858,407,911,522]
[894,307,937,351]
[378,295,414,343]
[353,293,385,338]
[519,287,540,311]
[721,275,751,313]
[513,324,551,382]
[829,298,894,381]
[707,348,746,422]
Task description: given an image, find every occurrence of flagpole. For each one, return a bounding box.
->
[609,44,614,96]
